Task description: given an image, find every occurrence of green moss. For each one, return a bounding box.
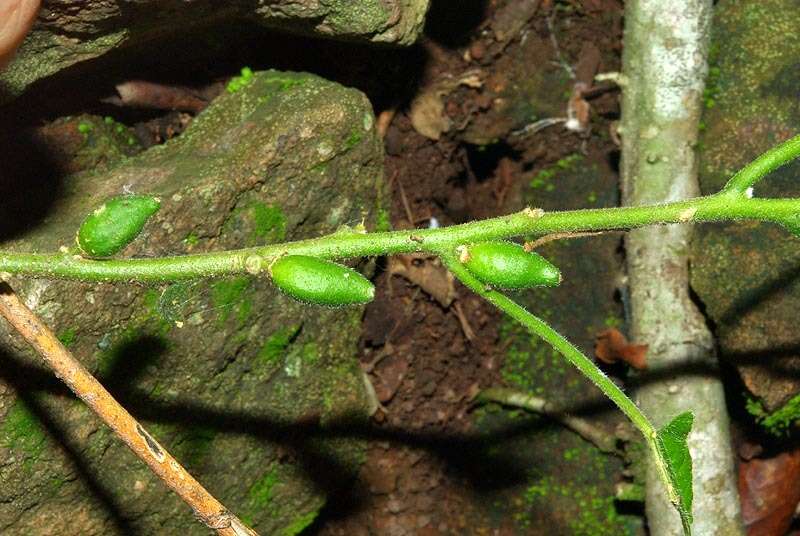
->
[251,203,287,243]
[258,325,302,366]
[529,154,582,190]
[521,476,631,535]
[324,1,389,34]
[375,208,391,232]
[77,122,93,135]
[248,467,279,510]
[183,232,200,246]
[344,129,362,150]
[227,66,255,94]
[1,400,47,471]
[57,328,77,347]
[282,509,319,536]
[301,342,319,365]
[746,394,800,436]
[499,317,567,394]
[261,72,309,93]
[176,426,216,468]
[211,276,252,324]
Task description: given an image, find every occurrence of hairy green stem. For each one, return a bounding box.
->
[2,193,799,282]
[444,254,688,527]
[722,133,800,196]
[441,254,657,439]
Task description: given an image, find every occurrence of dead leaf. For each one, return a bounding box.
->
[739,449,800,536]
[409,70,484,140]
[594,328,648,370]
[389,256,456,308]
[107,81,208,112]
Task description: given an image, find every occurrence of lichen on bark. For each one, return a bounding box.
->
[620,0,744,533]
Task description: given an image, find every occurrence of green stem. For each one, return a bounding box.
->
[3,194,800,282]
[441,254,657,440]
[722,133,800,196]
[444,253,684,525]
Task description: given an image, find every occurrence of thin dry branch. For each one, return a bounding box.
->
[524,230,609,251]
[477,386,620,455]
[0,282,257,536]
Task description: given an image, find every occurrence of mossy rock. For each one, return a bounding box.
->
[690,0,800,422]
[471,154,642,534]
[0,0,430,100]
[0,70,384,534]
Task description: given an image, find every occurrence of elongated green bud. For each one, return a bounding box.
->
[458,241,561,289]
[270,255,374,306]
[76,195,161,258]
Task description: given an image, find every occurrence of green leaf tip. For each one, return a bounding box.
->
[655,411,694,535]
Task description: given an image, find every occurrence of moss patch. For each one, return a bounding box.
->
[258,325,302,367]
[251,203,287,243]
[746,394,800,436]
[211,276,252,325]
[0,400,47,472]
[56,328,77,348]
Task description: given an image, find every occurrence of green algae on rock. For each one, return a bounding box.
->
[690,0,800,426]
[0,70,384,535]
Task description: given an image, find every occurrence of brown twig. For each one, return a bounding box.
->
[396,177,416,227]
[0,282,257,536]
[524,230,611,251]
[476,387,620,455]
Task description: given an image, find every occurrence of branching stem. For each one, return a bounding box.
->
[722,133,800,196]
[1,192,799,282]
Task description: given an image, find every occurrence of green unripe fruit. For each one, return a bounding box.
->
[459,241,561,289]
[76,195,161,258]
[270,255,375,306]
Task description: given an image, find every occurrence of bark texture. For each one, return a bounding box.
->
[620,1,744,534]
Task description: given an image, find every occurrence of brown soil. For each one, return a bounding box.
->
[316,2,627,534]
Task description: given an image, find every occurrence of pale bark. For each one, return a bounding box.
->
[620,1,744,534]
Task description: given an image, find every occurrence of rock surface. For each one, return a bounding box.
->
[690,0,800,427]
[0,0,430,99]
[0,70,384,534]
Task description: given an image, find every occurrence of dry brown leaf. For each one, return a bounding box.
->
[107,81,208,112]
[389,256,456,308]
[594,328,648,370]
[739,449,800,536]
[409,70,483,140]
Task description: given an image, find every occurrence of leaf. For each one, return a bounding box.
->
[654,412,694,535]
[739,448,800,536]
[594,328,648,370]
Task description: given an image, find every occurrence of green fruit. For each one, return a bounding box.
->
[459,241,561,289]
[76,195,161,258]
[270,255,375,306]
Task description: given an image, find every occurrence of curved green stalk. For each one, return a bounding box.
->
[722,133,800,196]
[443,253,691,533]
[442,253,656,436]
[2,193,800,282]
